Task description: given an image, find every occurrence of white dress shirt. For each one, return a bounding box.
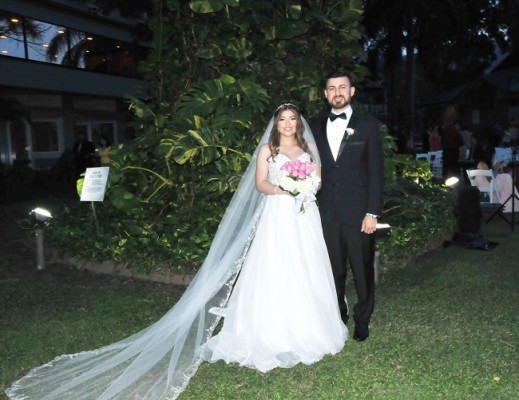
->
[327,106,352,160]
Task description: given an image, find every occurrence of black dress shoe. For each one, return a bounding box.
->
[353,322,369,341]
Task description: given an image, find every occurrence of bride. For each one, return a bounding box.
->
[204,104,347,372]
[6,104,347,400]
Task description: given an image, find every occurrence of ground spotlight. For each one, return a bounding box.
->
[30,207,53,224]
[29,207,53,270]
[445,177,459,187]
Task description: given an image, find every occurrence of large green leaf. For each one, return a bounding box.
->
[196,43,223,60]
[288,4,302,19]
[187,129,209,146]
[275,20,310,40]
[225,37,253,59]
[176,78,233,117]
[189,0,226,13]
[174,148,199,165]
[190,0,239,13]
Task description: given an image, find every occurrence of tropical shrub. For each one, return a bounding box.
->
[380,127,454,269]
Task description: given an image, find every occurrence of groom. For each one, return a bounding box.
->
[310,69,384,341]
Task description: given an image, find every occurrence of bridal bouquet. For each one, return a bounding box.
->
[278,160,321,213]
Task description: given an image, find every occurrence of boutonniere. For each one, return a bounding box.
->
[345,127,355,139]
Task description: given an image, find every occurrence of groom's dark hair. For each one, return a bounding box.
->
[325,69,354,86]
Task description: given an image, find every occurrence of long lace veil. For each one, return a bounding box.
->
[5,113,320,400]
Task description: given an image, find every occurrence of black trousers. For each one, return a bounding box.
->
[321,219,376,324]
[443,147,460,180]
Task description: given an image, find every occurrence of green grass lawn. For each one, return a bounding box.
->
[1,215,518,399]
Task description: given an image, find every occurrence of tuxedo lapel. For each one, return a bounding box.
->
[336,110,360,160]
[347,110,360,130]
[336,134,348,161]
[317,116,335,163]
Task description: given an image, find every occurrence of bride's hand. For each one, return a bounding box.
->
[274,186,289,195]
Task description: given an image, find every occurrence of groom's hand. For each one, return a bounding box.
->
[361,215,377,234]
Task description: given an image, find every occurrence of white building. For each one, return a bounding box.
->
[0,0,149,170]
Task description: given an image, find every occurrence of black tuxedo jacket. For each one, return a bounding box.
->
[310,110,384,226]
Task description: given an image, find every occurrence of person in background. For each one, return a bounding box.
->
[490,122,504,147]
[474,160,519,213]
[72,132,96,176]
[97,135,111,166]
[442,121,464,180]
[459,124,473,161]
[467,133,484,163]
[404,126,414,154]
[421,125,430,153]
[428,125,442,151]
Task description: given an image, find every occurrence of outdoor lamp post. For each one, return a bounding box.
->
[29,207,53,271]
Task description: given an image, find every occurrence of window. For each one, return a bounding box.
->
[75,121,116,146]
[0,11,146,77]
[31,121,59,152]
[91,122,115,145]
[0,13,65,62]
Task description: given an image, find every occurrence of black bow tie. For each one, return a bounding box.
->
[329,112,347,122]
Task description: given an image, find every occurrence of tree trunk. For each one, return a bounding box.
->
[405,23,416,151]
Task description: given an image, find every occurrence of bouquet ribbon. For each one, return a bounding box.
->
[294,191,316,215]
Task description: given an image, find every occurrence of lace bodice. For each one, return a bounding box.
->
[268,153,313,186]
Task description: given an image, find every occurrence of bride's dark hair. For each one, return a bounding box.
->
[268,103,310,160]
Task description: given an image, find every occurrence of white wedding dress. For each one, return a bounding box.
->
[204,153,348,372]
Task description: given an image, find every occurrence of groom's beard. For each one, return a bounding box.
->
[329,96,349,110]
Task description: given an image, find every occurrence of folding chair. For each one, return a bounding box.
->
[415,153,431,162]
[429,150,443,179]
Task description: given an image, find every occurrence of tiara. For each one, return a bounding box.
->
[276,103,299,112]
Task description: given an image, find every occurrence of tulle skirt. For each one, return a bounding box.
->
[204,195,347,372]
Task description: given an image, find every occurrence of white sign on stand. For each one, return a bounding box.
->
[80,167,110,202]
